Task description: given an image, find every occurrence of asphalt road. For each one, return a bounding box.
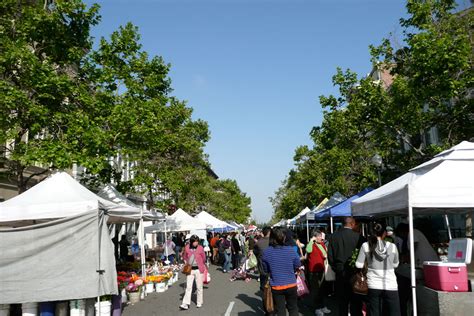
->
[122,264,335,316]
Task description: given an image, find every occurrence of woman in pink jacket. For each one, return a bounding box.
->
[180,235,207,310]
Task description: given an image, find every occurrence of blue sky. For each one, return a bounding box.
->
[84,0,465,223]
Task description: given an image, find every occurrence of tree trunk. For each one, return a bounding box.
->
[16,165,27,194]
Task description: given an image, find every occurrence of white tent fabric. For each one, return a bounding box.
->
[273,219,289,227]
[289,207,311,225]
[352,141,474,216]
[195,211,229,229]
[97,184,164,221]
[229,221,244,230]
[351,141,474,316]
[0,211,117,304]
[144,208,207,233]
[0,172,142,225]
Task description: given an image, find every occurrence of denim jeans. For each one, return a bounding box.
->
[223,252,231,272]
[272,286,298,316]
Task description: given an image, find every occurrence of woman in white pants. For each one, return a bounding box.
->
[180,235,207,310]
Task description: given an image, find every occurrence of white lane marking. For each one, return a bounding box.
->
[224,301,235,316]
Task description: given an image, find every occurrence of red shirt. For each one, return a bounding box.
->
[210,237,219,248]
[307,243,327,273]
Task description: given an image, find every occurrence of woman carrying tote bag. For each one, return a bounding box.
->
[179,235,207,310]
[355,223,400,316]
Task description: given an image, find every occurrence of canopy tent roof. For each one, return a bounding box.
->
[97,184,164,221]
[290,198,329,225]
[247,224,257,231]
[303,192,346,222]
[144,208,207,233]
[228,221,244,230]
[315,188,373,219]
[0,172,142,225]
[273,218,290,227]
[351,141,474,316]
[352,141,474,217]
[289,207,311,225]
[194,211,233,230]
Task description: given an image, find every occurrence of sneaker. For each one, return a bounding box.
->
[197,304,202,308]
[315,309,324,316]
[321,307,331,313]
[223,270,227,273]
[179,304,189,310]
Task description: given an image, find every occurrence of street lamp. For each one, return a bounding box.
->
[371,153,383,187]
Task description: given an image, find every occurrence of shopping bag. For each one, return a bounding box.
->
[296,273,310,297]
[324,260,336,281]
[247,253,258,269]
[204,270,211,284]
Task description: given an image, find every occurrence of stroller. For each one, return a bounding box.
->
[230,254,257,282]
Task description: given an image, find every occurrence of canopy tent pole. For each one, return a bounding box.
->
[306,219,309,243]
[408,185,418,316]
[444,214,452,240]
[139,204,146,279]
[164,219,169,264]
[330,217,334,234]
[97,210,105,316]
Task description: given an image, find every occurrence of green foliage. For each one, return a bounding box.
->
[272,0,473,221]
[0,0,252,222]
[0,0,103,191]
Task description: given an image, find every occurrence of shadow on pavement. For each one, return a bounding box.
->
[236,293,265,315]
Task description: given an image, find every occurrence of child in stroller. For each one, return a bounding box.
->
[229,253,257,282]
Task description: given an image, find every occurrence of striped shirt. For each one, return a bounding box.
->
[356,241,399,290]
[262,245,301,288]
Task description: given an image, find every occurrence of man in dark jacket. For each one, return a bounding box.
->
[253,226,271,315]
[328,217,364,316]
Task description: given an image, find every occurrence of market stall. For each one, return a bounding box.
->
[195,210,234,232]
[352,141,474,316]
[305,192,346,238]
[98,184,164,279]
[315,188,372,233]
[0,172,145,308]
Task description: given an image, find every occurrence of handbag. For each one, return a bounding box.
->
[324,260,336,281]
[264,276,274,313]
[351,259,368,295]
[182,263,192,275]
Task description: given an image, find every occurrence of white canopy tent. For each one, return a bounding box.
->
[289,207,311,225]
[195,210,230,230]
[0,172,132,304]
[145,209,207,241]
[145,208,207,234]
[97,184,164,278]
[0,172,143,225]
[352,141,474,316]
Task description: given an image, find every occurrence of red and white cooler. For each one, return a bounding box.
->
[423,238,472,292]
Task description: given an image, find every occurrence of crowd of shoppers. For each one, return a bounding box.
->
[172,216,438,316]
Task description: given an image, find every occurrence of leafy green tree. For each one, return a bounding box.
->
[0,0,102,192]
[82,22,211,210]
[207,179,252,223]
[271,0,473,221]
